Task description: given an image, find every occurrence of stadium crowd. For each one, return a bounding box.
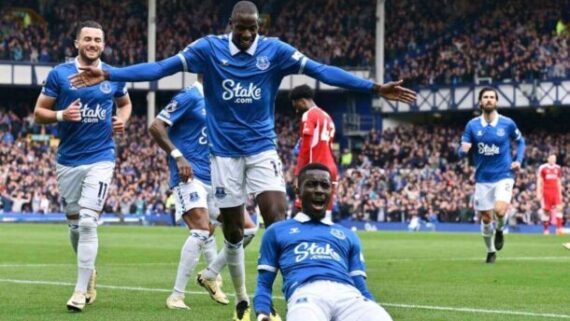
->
[3,0,567,80]
[0,0,375,67]
[385,0,570,86]
[2,108,569,226]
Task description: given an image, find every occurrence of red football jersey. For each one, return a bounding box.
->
[294,106,337,179]
[538,163,561,194]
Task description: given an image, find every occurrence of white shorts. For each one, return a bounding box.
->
[287,280,392,321]
[210,150,286,208]
[173,178,220,223]
[56,161,115,214]
[474,178,514,211]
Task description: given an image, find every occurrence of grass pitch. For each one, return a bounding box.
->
[0,223,569,321]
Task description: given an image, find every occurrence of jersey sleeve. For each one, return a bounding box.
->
[114,81,128,98]
[461,122,473,144]
[177,37,209,74]
[41,69,60,98]
[276,40,308,75]
[509,121,523,141]
[348,230,367,278]
[157,91,192,127]
[257,225,279,273]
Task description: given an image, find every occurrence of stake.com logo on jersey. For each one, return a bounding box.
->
[294,242,342,262]
[221,79,262,104]
[79,103,106,123]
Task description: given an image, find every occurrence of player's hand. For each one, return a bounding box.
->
[112,116,126,134]
[511,161,521,171]
[256,314,270,321]
[176,157,193,182]
[69,66,108,88]
[373,80,417,104]
[64,99,82,122]
[460,142,472,153]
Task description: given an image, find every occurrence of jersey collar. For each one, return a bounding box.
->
[479,111,500,127]
[295,212,333,225]
[228,32,259,56]
[74,56,102,72]
[193,81,204,96]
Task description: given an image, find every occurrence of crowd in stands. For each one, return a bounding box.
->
[0,0,375,67]
[2,107,569,226]
[385,0,570,86]
[2,0,568,83]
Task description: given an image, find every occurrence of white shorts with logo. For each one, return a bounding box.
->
[56,161,115,214]
[173,178,220,223]
[287,280,393,321]
[474,178,514,211]
[210,150,286,208]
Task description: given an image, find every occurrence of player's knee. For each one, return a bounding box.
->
[222,224,244,244]
[78,209,99,234]
[494,205,508,217]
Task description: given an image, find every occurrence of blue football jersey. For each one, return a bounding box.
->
[257,213,367,301]
[177,34,324,157]
[42,58,127,166]
[156,83,210,187]
[461,113,524,183]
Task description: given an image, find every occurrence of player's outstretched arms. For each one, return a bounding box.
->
[301,60,416,104]
[149,118,193,182]
[34,97,81,124]
[372,80,417,104]
[69,55,184,88]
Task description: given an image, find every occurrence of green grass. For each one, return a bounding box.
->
[0,223,569,321]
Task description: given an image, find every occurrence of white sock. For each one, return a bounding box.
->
[225,240,248,304]
[202,236,218,266]
[496,215,505,231]
[203,246,227,278]
[243,227,258,248]
[481,222,496,253]
[68,219,79,254]
[75,209,99,293]
[173,229,209,295]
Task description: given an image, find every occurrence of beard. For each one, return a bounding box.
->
[79,47,102,64]
[481,104,496,114]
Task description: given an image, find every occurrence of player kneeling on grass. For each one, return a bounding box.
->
[254,163,393,321]
[149,76,258,310]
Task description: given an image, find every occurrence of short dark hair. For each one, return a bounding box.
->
[76,20,104,40]
[289,85,314,101]
[298,163,331,185]
[478,87,498,102]
[231,1,259,18]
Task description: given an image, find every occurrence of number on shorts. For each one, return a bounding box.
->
[270,160,283,178]
[98,182,108,199]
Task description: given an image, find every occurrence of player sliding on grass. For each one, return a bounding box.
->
[254,163,393,321]
[33,21,132,312]
[148,75,258,310]
[458,87,525,263]
[69,1,416,319]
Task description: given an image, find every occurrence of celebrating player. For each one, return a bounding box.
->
[254,163,393,321]
[458,87,525,263]
[33,21,132,312]
[290,85,338,221]
[69,1,416,318]
[148,76,258,309]
[537,153,564,235]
